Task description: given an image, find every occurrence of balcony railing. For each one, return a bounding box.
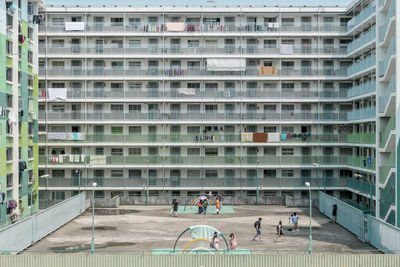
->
[379,173,395,218]
[39,22,347,34]
[347,178,376,196]
[379,0,395,42]
[347,106,376,120]
[39,44,347,56]
[346,80,376,98]
[347,4,376,32]
[39,110,355,122]
[347,55,376,76]
[39,155,364,167]
[38,177,348,189]
[38,132,376,145]
[346,28,376,55]
[379,114,395,148]
[379,38,396,77]
[379,152,395,183]
[379,76,396,112]
[39,67,348,78]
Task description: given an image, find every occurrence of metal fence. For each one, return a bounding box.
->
[369,216,400,254]
[0,193,87,254]
[0,254,399,267]
[319,192,366,241]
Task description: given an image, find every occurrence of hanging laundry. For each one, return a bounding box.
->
[177,88,195,95]
[81,154,85,162]
[0,192,5,204]
[69,155,74,162]
[241,132,253,142]
[0,106,6,117]
[59,155,64,163]
[253,133,267,142]
[281,134,287,140]
[48,132,67,140]
[48,88,67,101]
[268,133,280,142]
[74,155,80,163]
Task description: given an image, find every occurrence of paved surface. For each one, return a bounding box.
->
[26,205,378,254]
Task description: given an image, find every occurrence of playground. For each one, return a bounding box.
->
[25,204,378,254]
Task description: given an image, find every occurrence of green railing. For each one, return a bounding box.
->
[347,178,376,196]
[379,173,396,219]
[379,152,395,184]
[379,114,395,148]
[346,156,376,170]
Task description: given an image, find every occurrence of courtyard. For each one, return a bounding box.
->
[25,205,377,254]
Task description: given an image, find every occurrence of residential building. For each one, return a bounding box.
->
[0,0,42,226]
[37,0,399,226]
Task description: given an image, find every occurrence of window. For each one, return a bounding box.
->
[52,170,65,179]
[111,40,123,48]
[6,40,12,55]
[187,148,200,156]
[264,17,277,24]
[129,40,141,48]
[129,126,141,134]
[111,148,123,156]
[111,18,123,26]
[7,174,13,188]
[264,105,276,111]
[6,148,13,161]
[128,82,142,90]
[282,126,294,132]
[282,104,294,111]
[129,105,141,111]
[111,126,123,134]
[52,18,64,25]
[129,61,141,69]
[282,18,294,26]
[205,105,218,112]
[282,61,294,70]
[52,61,65,68]
[187,126,200,133]
[129,148,141,155]
[6,68,12,82]
[205,148,218,156]
[52,105,65,112]
[111,170,124,178]
[28,146,33,158]
[282,148,294,155]
[264,40,277,48]
[95,147,104,155]
[111,61,123,68]
[129,169,142,178]
[52,191,66,200]
[281,83,294,93]
[188,40,200,48]
[264,170,276,178]
[282,169,294,177]
[111,104,124,112]
[264,126,277,132]
[264,147,276,156]
[129,18,141,25]
[205,170,218,178]
[52,39,65,47]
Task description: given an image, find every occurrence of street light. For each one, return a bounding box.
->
[312,162,323,192]
[91,182,97,255]
[40,174,50,208]
[75,169,81,194]
[305,181,312,254]
[256,160,259,205]
[146,159,149,205]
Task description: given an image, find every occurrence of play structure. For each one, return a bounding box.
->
[173,225,229,254]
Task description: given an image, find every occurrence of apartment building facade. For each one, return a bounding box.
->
[37,0,398,226]
[0,0,41,226]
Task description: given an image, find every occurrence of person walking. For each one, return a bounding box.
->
[172,199,178,217]
[210,232,220,252]
[291,212,299,231]
[229,233,237,250]
[215,197,220,215]
[198,199,203,214]
[274,220,283,242]
[203,197,209,215]
[253,217,263,241]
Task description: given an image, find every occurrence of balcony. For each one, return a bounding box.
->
[379,76,396,112]
[39,110,355,122]
[39,67,348,78]
[347,55,376,77]
[39,155,352,167]
[379,114,395,148]
[379,173,395,219]
[346,80,375,98]
[379,152,395,183]
[38,176,347,189]
[379,0,395,42]
[346,28,376,55]
[38,132,375,145]
[347,4,376,32]
[40,21,347,34]
[347,178,376,196]
[347,106,376,121]
[379,38,396,77]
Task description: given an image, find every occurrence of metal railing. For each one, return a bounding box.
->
[347,178,376,196]
[347,106,376,121]
[379,152,395,184]
[347,55,376,76]
[379,38,396,77]
[346,28,376,55]
[347,81,376,98]
[0,193,87,254]
[379,114,395,148]
[379,76,396,112]
[347,4,376,32]
[379,0,396,42]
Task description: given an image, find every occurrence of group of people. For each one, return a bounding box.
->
[253,213,300,243]
[197,196,221,215]
[210,232,237,252]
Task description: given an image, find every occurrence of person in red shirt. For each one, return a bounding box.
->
[198,199,203,214]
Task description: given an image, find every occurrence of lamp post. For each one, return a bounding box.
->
[312,163,321,191]
[40,174,50,208]
[305,182,312,254]
[91,182,97,255]
[146,159,149,205]
[75,169,81,194]
[256,160,259,205]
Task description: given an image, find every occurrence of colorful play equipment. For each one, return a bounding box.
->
[173,225,229,254]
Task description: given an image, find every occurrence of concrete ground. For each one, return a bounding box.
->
[25,205,378,254]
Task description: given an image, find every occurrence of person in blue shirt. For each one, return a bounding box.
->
[291,212,299,231]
